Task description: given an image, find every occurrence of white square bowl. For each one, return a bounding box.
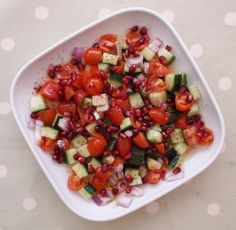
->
[10,7,225,221]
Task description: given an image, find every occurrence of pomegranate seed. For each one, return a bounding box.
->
[104,133,112,140]
[104,150,111,157]
[179,86,187,93]
[138,37,145,45]
[52,154,58,161]
[54,148,61,155]
[199,121,205,127]
[119,133,126,139]
[137,117,143,122]
[130,25,139,32]
[162,132,168,139]
[78,157,86,164]
[141,125,147,132]
[110,65,118,72]
[69,121,75,130]
[186,94,194,103]
[60,130,66,137]
[164,142,169,149]
[101,163,108,172]
[112,126,119,132]
[133,80,141,87]
[30,113,38,119]
[112,150,119,156]
[122,78,129,85]
[57,156,64,164]
[163,157,169,165]
[144,116,151,121]
[135,109,142,117]
[160,170,166,179]
[107,126,114,132]
[93,42,99,48]
[48,69,55,79]
[82,130,90,138]
[140,26,147,35]
[124,153,132,160]
[126,185,132,194]
[125,175,133,183]
[148,121,155,127]
[133,50,140,57]
[120,181,127,189]
[75,127,83,134]
[128,47,134,54]
[88,164,95,173]
[71,71,77,81]
[142,107,148,114]
[165,45,172,52]
[100,189,107,197]
[67,132,74,140]
[70,58,78,65]
[112,188,119,195]
[173,167,181,174]
[129,64,137,73]
[97,120,107,128]
[73,153,79,161]
[95,126,103,133]
[59,79,68,86]
[165,127,174,135]
[132,128,139,136]
[159,56,168,66]
[193,114,201,122]
[186,117,194,125]
[125,49,130,58]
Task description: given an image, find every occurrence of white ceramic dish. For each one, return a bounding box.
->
[10,7,225,221]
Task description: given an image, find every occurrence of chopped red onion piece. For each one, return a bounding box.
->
[116,194,133,208]
[148,38,163,53]
[108,174,118,185]
[130,187,144,197]
[117,180,127,192]
[92,194,112,206]
[93,111,100,120]
[165,170,184,181]
[58,117,70,132]
[34,120,43,143]
[136,73,145,81]
[106,189,114,199]
[126,54,143,67]
[116,40,123,60]
[116,171,124,180]
[72,47,85,59]
[26,116,36,129]
[113,164,124,172]
[143,62,150,74]
[124,130,133,137]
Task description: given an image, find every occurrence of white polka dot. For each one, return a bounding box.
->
[224,12,236,26]
[0,165,7,178]
[145,201,159,214]
[1,37,15,51]
[190,44,204,58]
[161,10,175,24]
[218,77,232,91]
[98,8,111,18]
[207,203,221,216]
[22,197,36,210]
[35,6,49,20]
[0,102,11,115]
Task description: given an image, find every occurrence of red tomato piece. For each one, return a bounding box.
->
[37,108,56,125]
[77,108,90,127]
[106,106,124,126]
[64,85,75,101]
[183,125,200,147]
[112,60,124,75]
[84,47,102,65]
[39,80,61,101]
[84,77,104,96]
[114,99,130,112]
[149,108,169,126]
[199,127,214,145]
[155,143,166,154]
[175,91,195,112]
[67,172,85,191]
[112,156,125,168]
[74,90,88,107]
[39,137,56,153]
[132,132,150,149]
[111,85,127,98]
[87,137,106,157]
[146,170,161,184]
[58,101,76,116]
[175,114,188,129]
[149,59,169,77]
[99,34,117,54]
[147,77,168,92]
[116,137,132,157]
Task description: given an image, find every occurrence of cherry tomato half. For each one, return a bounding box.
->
[37,108,56,125]
[99,34,117,54]
[132,132,150,149]
[87,137,107,157]
[149,59,169,77]
[175,91,195,112]
[149,108,169,126]
[174,114,188,129]
[106,106,124,126]
[67,172,85,191]
[145,170,161,184]
[39,80,61,101]
[84,47,102,65]
[84,77,104,96]
[116,137,132,157]
[199,127,214,145]
[39,137,56,153]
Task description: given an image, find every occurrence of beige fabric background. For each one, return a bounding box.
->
[0,0,236,229]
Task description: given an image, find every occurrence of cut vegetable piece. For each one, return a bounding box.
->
[189,84,201,100]
[120,117,133,131]
[147,157,162,170]
[165,74,175,91]
[78,183,96,199]
[96,103,109,112]
[41,126,59,140]
[77,144,91,158]
[173,142,189,155]
[64,148,77,165]
[85,123,96,135]
[72,162,88,179]
[30,94,47,112]
[146,129,163,144]
[129,145,145,166]
[170,128,185,144]
[158,48,175,65]
[142,47,155,61]
[103,155,115,165]
[82,97,92,109]
[129,92,144,108]
[102,52,118,65]
[98,63,110,72]
[125,168,143,186]
[165,148,178,164]
[107,137,117,150]
[187,103,199,117]
[89,158,101,169]
[108,74,123,87]
[180,73,187,86]
[52,114,63,129]
[92,94,108,107]
[150,123,162,132]
[71,134,87,148]
[148,91,167,106]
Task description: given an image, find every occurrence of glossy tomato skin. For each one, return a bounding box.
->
[175,91,194,112]
[74,90,88,106]
[111,85,127,98]
[84,77,104,96]
[199,127,214,145]
[58,101,76,117]
[99,34,117,54]
[183,125,199,147]
[64,86,75,101]
[84,48,102,65]
[106,106,124,126]
[149,109,169,126]
[146,170,161,184]
[175,114,188,129]
[87,137,106,157]
[112,60,124,75]
[133,132,150,149]
[147,77,167,92]
[37,108,56,125]
[67,172,85,191]
[39,137,56,153]
[114,99,130,112]
[39,80,61,100]
[92,167,112,191]
[149,59,169,77]
[116,137,132,157]
[155,143,165,154]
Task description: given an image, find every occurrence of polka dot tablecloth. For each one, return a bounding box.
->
[0,0,236,229]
